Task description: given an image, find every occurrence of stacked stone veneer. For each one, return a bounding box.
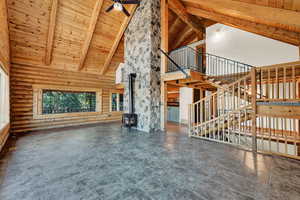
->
[123,0,161,132]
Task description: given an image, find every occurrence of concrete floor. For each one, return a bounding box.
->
[0,122,300,200]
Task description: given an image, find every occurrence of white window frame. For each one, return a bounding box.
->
[33,84,102,119]
[0,64,10,131]
[109,90,124,112]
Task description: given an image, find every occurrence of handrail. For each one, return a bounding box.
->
[189,72,253,130]
[159,48,189,78]
[194,105,252,127]
[193,73,251,105]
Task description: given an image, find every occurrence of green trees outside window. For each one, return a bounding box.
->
[42,90,96,114]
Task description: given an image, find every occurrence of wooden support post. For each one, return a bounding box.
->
[160,0,169,131]
[251,68,257,152]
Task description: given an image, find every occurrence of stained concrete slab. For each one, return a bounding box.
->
[0,122,300,200]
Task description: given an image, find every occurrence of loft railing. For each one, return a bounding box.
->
[167,46,253,78]
[255,63,300,102]
[167,47,205,73]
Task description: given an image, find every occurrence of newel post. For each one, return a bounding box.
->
[251,68,257,152]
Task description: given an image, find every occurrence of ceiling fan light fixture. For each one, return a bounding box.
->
[114,3,123,11]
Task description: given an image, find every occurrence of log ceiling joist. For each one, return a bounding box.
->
[78,0,104,71]
[45,0,59,65]
[168,0,204,38]
[186,6,300,46]
[169,17,182,35]
[172,27,194,50]
[181,0,300,33]
[101,5,137,75]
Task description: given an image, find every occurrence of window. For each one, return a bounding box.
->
[110,91,124,112]
[111,93,118,111]
[33,85,102,119]
[42,90,96,114]
[0,65,9,129]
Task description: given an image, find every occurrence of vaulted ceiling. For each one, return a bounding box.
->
[7,0,134,76]
[7,0,300,77]
[7,0,206,77]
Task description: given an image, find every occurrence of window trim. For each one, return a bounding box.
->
[0,64,10,131]
[109,89,124,113]
[0,60,9,76]
[33,84,102,119]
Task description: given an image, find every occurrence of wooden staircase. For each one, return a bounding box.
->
[189,62,300,159]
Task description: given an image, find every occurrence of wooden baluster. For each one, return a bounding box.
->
[292,66,296,99]
[238,110,241,145]
[188,104,191,136]
[238,82,241,108]
[200,100,203,124]
[266,69,270,99]
[294,119,297,156]
[268,116,271,152]
[244,78,247,105]
[276,118,279,153]
[260,69,263,99]
[232,85,235,110]
[268,68,272,100]
[251,68,257,152]
[283,67,286,100]
[284,118,288,155]
[276,67,279,99]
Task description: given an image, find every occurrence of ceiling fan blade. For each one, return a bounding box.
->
[122,6,130,17]
[121,0,140,4]
[106,4,114,12]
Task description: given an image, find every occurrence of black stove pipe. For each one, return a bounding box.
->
[128,73,136,114]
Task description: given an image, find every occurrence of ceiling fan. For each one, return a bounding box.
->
[106,0,140,17]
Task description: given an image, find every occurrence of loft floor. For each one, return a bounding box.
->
[0,122,300,200]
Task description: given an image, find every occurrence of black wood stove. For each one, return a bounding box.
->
[122,73,137,128]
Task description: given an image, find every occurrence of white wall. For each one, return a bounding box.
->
[179,87,193,124]
[206,24,299,66]
[115,63,124,84]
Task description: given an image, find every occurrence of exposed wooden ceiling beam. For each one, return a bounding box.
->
[182,0,300,33]
[45,0,59,65]
[78,0,104,71]
[169,17,182,35]
[172,27,194,50]
[101,5,137,75]
[168,0,204,37]
[186,6,300,46]
[202,19,217,27]
[178,33,198,48]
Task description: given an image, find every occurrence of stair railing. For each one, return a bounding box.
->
[188,73,253,136]
[191,107,253,148]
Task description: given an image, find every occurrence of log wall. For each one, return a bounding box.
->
[10,63,122,134]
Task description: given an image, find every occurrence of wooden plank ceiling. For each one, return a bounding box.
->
[6,0,209,76]
[7,0,135,76]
